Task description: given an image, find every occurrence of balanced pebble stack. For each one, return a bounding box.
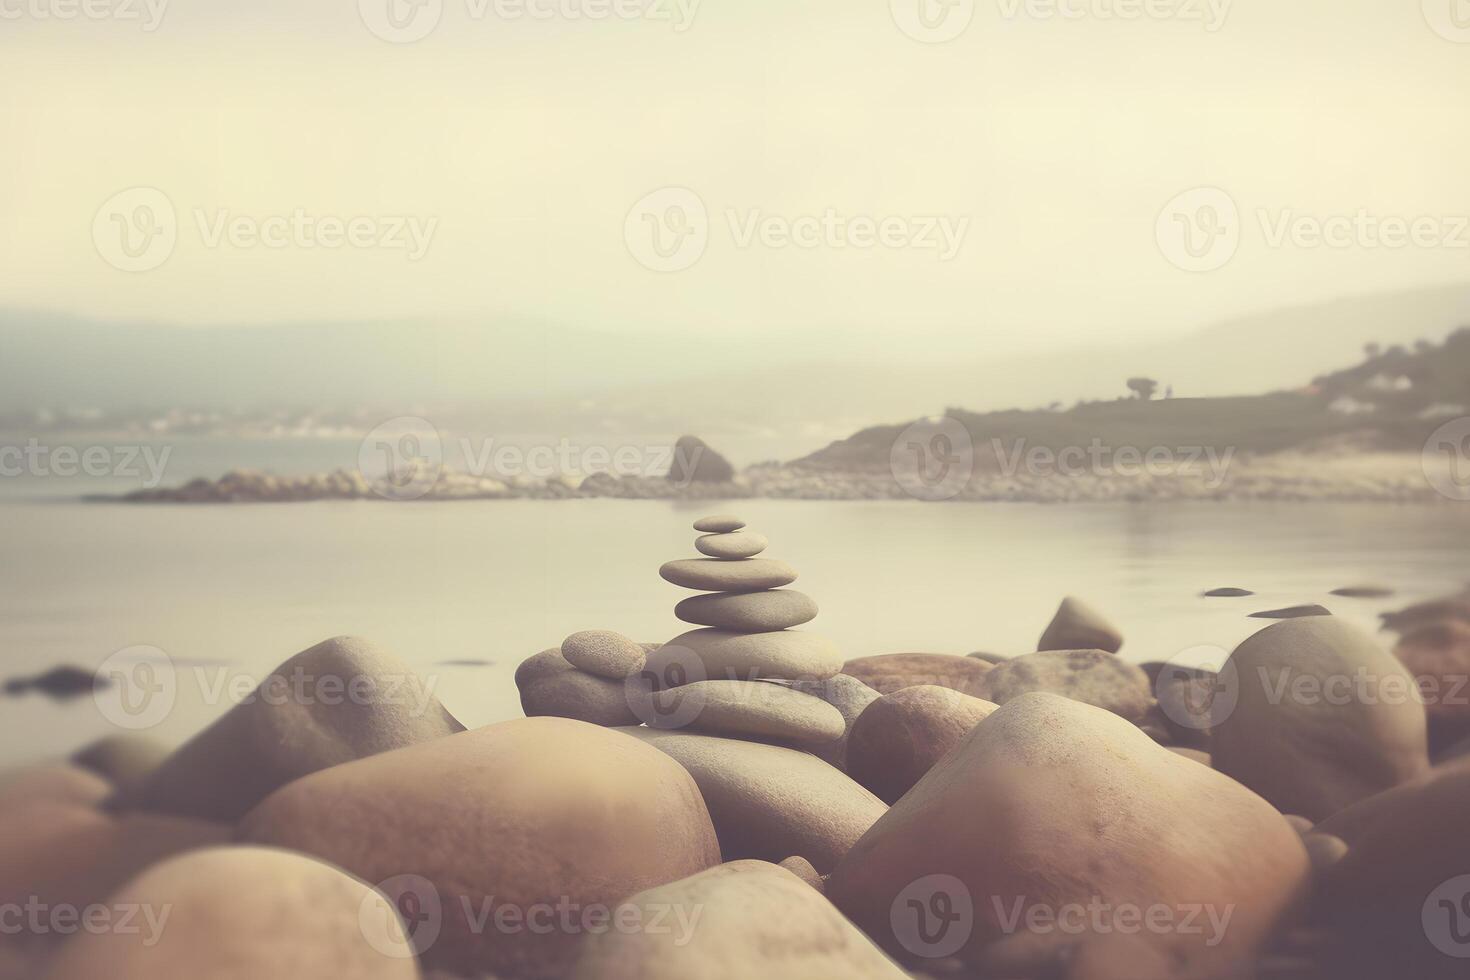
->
[650,515,847,747]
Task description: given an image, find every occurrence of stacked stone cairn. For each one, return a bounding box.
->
[644,514,847,747]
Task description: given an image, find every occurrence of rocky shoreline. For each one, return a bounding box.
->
[109,451,1448,504]
[5,515,1470,978]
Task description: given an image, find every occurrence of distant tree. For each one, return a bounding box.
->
[1047,401,1062,412]
[1165,385,1174,399]
[1364,342,1382,360]
[1414,339,1434,354]
[1126,377,1159,400]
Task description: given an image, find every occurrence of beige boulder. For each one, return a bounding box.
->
[43,846,419,980]
[827,693,1308,970]
[650,680,844,745]
[976,649,1153,723]
[240,718,719,978]
[617,727,886,872]
[70,736,170,801]
[673,590,818,632]
[516,648,639,727]
[660,629,843,682]
[1393,618,1470,750]
[1210,618,1429,821]
[845,686,998,804]
[1038,596,1122,653]
[782,673,882,771]
[659,558,798,592]
[694,531,769,559]
[0,765,110,812]
[841,653,991,697]
[567,862,906,980]
[124,637,463,822]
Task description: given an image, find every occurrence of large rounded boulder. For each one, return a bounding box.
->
[568,862,907,980]
[976,649,1153,723]
[239,718,720,978]
[1210,618,1429,821]
[841,653,991,696]
[616,727,886,872]
[845,686,997,803]
[123,636,463,822]
[827,693,1308,971]
[43,846,419,980]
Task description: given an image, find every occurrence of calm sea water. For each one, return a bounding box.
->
[4,496,1469,768]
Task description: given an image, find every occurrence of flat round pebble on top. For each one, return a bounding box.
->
[693,515,746,533]
[561,630,647,680]
[696,531,768,560]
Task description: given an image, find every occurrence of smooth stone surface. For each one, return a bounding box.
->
[1380,589,1470,633]
[1319,766,1470,978]
[0,803,230,941]
[828,693,1309,970]
[241,718,720,978]
[516,648,640,727]
[1038,596,1123,653]
[124,636,463,823]
[674,589,818,631]
[0,764,110,812]
[1393,619,1470,750]
[1301,831,1348,876]
[567,862,906,980]
[1250,604,1332,619]
[693,514,745,533]
[560,629,647,680]
[659,558,798,592]
[1168,747,1213,767]
[841,653,992,697]
[1203,587,1255,597]
[780,674,882,771]
[616,727,887,872]
[43,847,418,980]
[976,649,1154,723]
[846,685,998,804]
[71,735,171,801]
[1211,618,1429,822]
[777,855,823,892]
[694,531,769,560]
[1145,663,1219,749]
[660,629,843,682]
[651,680,845,745]
[1330,584,1394,598]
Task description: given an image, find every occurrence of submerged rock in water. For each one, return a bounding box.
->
[1202,587,1254,597]
[1249,604,1331,619]
[71,735,171,800]
[3,665,101,700]
[1037,596,1123,653]
[1330,584,1394,598]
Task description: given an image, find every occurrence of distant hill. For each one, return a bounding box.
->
[795,328,1470,472]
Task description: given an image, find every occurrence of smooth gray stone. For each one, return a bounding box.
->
[693,515,745,533]
[651,680,845,744]
[674,590,817,631]
[695,531,769,560]
[660,559,798,592]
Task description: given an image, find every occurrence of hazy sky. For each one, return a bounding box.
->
[3,0,1469,357]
